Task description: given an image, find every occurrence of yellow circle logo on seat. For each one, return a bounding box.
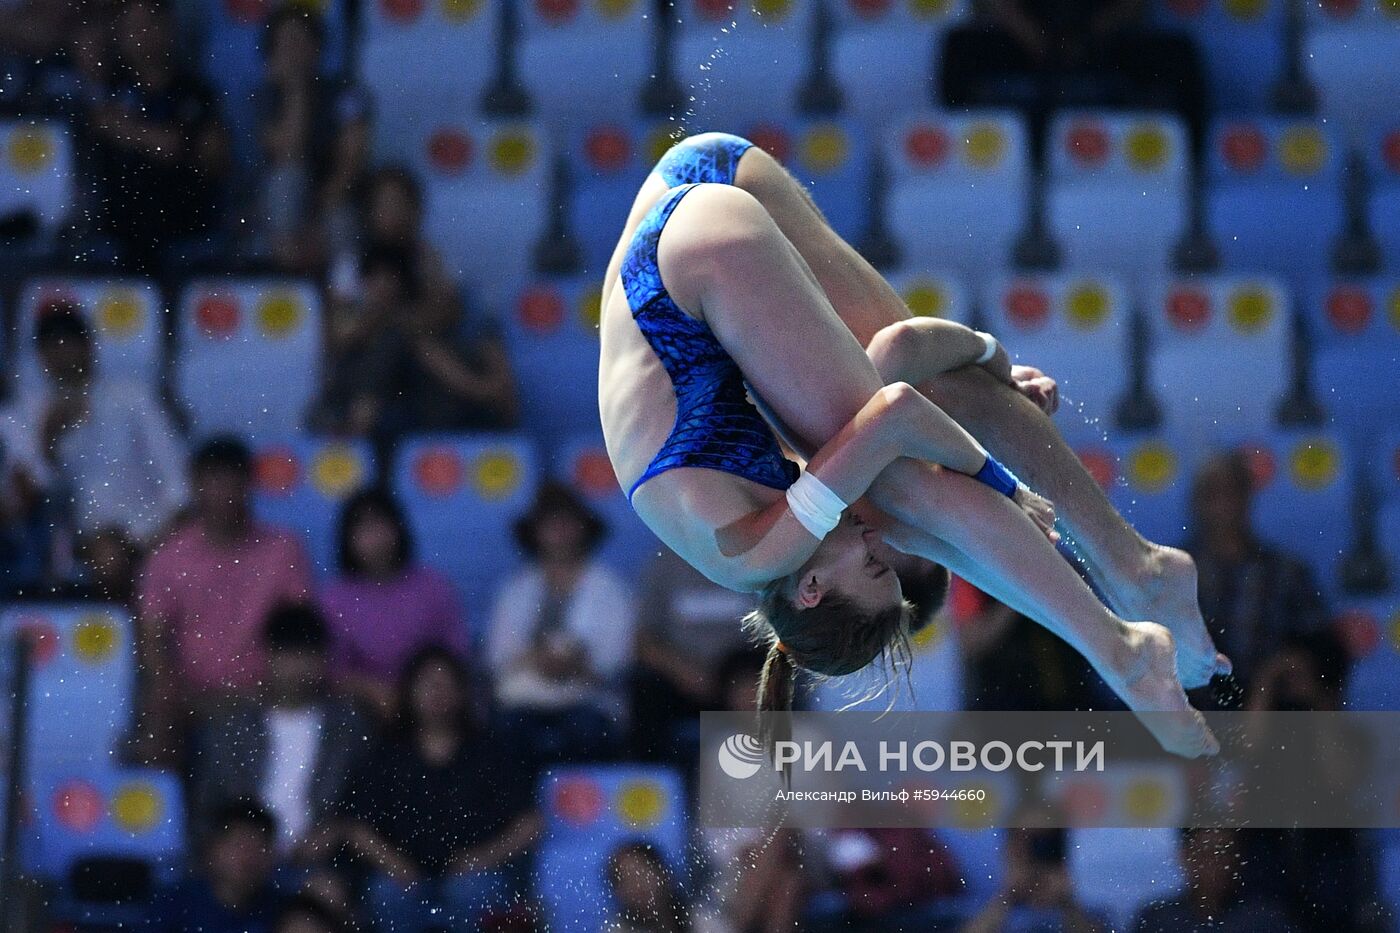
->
[257,292,303,339]
[73,614,118,663]
[963,123,1006,169]
[97,290,144,339]
[647,126,686,164]
[1387,286,1400,331]
[313,446,365,497]
[1123,776,1170,821]
[1389,610,1400,652]
[1381,0,1400,17]
[616,779,666,828]
[1290,439,1338,490]
[579,286,603,330]
[907,0,952,18]
[111,782,162,833]
[8,129,53,174]
[474,452,522,499]
[491,130,535,176]
[1125,124,1170,172]
[441,0,482,20]
[1279,126,1326,175]
[1223,0,1267,19]
[752,0,790,21]
[801,124,848,174]
[1065,281,1111,330]
[1227,285,1273,333]
[903,281,947,318]
[597,0,634,17]
[911,618,943,652]
[1129,442,1176,493]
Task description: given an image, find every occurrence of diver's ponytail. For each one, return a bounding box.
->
[756,639,796,780]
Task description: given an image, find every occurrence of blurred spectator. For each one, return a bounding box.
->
[254,7,370,273]
[84,0,230,271]
[192,603,364,855]
[697,648,806,933]
[1132,828,1293,933]
[605,841,724,933]
[818,828,961,928]
[149,798,284,933]
[941,0,1206,157]
[72,525,142,608]
[273,894,349,933]
[314,167,519,441]
[960,825,1107,932]
[0,305,188,545]
[0,426,52,592]
[335,648,542,931]
[137,437,310,755]
[1187,452,1327,695]
[319,487,469,719]
[630,548,754,761]
[487,481,635,762]
[0,0,79,116]
[959,591,1104,712]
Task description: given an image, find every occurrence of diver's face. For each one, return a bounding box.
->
[797,514,903,613]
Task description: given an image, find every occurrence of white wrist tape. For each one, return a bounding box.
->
[785,471,847,540]
[974,331,999,365]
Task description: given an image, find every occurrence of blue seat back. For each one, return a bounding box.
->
[15,278,163,397]
[504,277,603,443]
[251,437,375,578]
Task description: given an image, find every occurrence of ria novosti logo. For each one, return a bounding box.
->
[717,733,766,779]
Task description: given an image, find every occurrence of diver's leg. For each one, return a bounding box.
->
[731,146,1225,687]
[868,459,1217,759]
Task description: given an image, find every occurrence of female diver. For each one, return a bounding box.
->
[597,134,1220,758]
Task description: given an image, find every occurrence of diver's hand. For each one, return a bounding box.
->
[1011,364,1059,415]
[1013,484,1060,543]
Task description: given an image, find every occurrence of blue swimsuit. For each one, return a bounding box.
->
[622,134,799,502]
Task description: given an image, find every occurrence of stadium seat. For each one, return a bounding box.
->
[984,273,1130,439]
[14,278,164,396]
[251,437,374,578]
[1366,125,1400,269]
[748,118,874,243]
[26,766,183,888]
[881,269,971,325]
[360,0,499,167]
[828,0,967,128]
[535,765,687,932]
[1069,828,1185,930]
[0,120,74,237]
[1306,278,1400,444]
[415,120,550,307]
[173,278,322,441]
[1151,0,1286,113]
[516,0,657,134]
[1205,118,1344,293]
[1147,276,1292,445]
[392,434,537,622]
[1244,431,1354,592]
[1370,425,1400,508]
[1335,597,1400,711]
[1045,112,1189,279]
[671,0,817,129]
[0,604,134,768]
[884,110,1031,288]
[551,434,664,575]
[1073,431,1197,548]
[504,277,604,443]
[1304,0,1400,140]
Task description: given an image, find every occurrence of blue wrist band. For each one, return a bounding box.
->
[973,455,1019,498]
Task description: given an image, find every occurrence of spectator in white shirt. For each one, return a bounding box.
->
[487,481,635,763]
[3,304,187,545]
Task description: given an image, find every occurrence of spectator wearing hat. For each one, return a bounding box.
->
[191,603,364,855]
[0,303,188,548]
[486,480,636,762]
[137,436,311,759]
[319,487,469,719]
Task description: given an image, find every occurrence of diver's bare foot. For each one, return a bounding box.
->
[1113,546,1230,690]
[1106,622,1220,759]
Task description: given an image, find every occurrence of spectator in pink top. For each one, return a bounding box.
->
[319,488,468,719]
[137,436,311,760]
